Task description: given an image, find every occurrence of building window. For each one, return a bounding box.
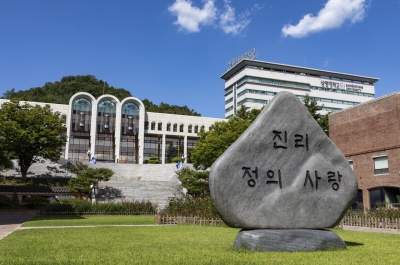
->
[374,156,389,174]
[158,122,162,131]
[194,125,198,133]
[144,121,149,130]
[167,122,171,131]
[180,124,184,132]
[173,123,177,132]
[151,122,156,130]
[349,161,353,171]
[188,125,192,133]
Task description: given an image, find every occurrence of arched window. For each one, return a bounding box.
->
[201,125,205,131]
[188,124,192,133]
[173,123,177,132]
[180,124,184,132]
[151,121,156,130]
[72,98,91,130]
[121,102,140,134]
[97,100,116,132]
[194,125,198,133]
[145,121,149,130]
[167,122,171,131]
[158,122,162,131]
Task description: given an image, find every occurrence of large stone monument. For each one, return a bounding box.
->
[209,91,357,252]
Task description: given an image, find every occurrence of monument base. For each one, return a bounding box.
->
[233,229,345,252]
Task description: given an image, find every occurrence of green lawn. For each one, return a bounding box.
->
[21,215,157,227]
[1,216,400,265]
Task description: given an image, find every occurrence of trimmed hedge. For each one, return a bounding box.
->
[160,196,219,219]
[22,196,50,209]
[40,199,157,214]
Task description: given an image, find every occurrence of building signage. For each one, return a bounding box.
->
[227,48,257,70]
[320,80,363,92]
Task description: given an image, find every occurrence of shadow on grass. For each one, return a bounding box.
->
[345,241,364,247]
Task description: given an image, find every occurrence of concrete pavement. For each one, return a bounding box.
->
[0,214,35,240]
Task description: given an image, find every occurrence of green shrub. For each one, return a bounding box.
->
[22,196,50,209]
[0,195,11,208]
[148,156,160,164]
[346,201,400,219]
[160,196,219,218]
[40,200,157,214]
[11,191,19,209]
[172,157,181,163]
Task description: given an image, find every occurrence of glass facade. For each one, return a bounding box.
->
[143,135,162,163]
[69,98,92,161]
[120,102,140,164]
[165,136,183,163]
[186,137,197,163]
[95,100,116,162]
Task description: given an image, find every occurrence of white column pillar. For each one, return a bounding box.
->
[183,135,188,163]
[162,134,166,164]
[114,103,121,163]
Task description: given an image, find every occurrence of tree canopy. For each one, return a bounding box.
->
[0,101,67,180]
[190,109,258,169]
[141,99,201,116]
[2,75,201,116]
[302,94,330,136]
[66,162,114,200]
[176,168,210,198]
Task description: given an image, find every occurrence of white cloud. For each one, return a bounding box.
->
[282,0,370,38]
[168,0,217,33]
[324,57,330,67]
[168,0,258,35]
[219,0,250,35]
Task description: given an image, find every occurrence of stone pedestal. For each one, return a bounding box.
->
[233,229,345,252]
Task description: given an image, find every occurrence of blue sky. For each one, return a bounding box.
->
[1,0,399,118]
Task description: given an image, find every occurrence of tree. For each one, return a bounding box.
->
[2,75,202,116]
[2,75,132,104]
[142,99,201,116]
[0,101,67,181]
[190,116,252,169]
[302,94,330,136]
[67,162,114,200]
[176,168,210,198]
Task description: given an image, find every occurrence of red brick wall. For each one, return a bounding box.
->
[329,93,400,209]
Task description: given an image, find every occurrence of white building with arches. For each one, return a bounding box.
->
[0,92,224,164]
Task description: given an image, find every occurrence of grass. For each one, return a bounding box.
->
[21,215,157,227]
[1,216,400,264]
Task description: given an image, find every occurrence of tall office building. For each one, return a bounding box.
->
[221,59,379,118]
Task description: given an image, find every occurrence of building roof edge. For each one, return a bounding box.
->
[220,59,380,83]
[330,92,400,116]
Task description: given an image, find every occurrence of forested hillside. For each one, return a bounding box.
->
[2,75,201,116]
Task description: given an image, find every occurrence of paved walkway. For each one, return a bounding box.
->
[0,214,35,240]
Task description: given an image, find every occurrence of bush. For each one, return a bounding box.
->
[40,199,157,214]
[160,196,219,218]
[346,201,400,219]
[172,157,181,163]
[22,196,50,209]
[11,191,19,209]
[0,195,11,208]
[148,156,160,164]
